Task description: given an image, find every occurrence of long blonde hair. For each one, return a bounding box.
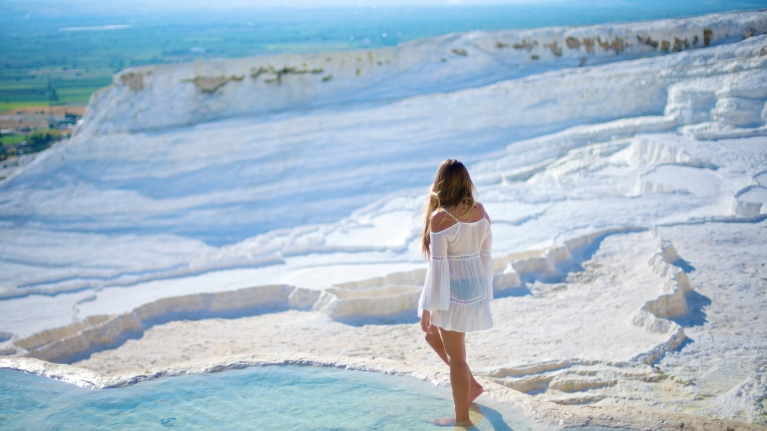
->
[421,159,476,256]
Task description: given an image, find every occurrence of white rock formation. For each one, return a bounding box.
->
[75,10,766,137]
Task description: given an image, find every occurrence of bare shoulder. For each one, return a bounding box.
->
[475,202,491,223]
[430,209,457,233]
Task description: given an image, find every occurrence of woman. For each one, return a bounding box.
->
[419,159,494,427]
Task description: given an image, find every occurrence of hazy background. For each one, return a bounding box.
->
[1,0,765,110]
[1,0,764,162]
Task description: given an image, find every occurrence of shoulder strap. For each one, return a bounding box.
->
[441,208,460,222]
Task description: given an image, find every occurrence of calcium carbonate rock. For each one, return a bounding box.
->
[712,97,766,127]
[74,11,767,137]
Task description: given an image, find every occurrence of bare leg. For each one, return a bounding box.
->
[433,327,472,427]
[425,326,483,402]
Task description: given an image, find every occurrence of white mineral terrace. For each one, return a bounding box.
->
[1,9,766,429]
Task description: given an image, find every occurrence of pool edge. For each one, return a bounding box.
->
[1,354,762,431]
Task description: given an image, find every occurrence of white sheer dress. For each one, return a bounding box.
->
[418,209,494,332]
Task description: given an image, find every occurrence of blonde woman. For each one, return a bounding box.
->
[419,159,493,427]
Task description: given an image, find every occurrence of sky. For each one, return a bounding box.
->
[0,0,660,12]
[2,0,762,21]
[3,0,763,16]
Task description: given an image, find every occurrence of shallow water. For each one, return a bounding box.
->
[0,365,621,430]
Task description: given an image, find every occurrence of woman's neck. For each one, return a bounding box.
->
[445,203,473,219]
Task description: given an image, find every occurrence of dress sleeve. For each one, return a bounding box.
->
[480,223,494,301]
[418,231,451,315]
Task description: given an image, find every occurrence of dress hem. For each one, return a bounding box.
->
[430,321,494,333]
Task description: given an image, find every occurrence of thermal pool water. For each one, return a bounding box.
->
[0,365,622,431]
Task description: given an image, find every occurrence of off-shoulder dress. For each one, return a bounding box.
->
[418,209,494,332]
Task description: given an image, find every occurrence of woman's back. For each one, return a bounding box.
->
[421,203,493,332]
[430,202,490,253]
[433,218,490,257]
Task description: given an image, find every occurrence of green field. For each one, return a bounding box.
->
[0,19,365,110]
[0,128,65,161]
[0,134,27,146]
[0,10,401,111]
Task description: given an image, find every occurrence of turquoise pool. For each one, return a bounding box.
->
[0,365,618,430]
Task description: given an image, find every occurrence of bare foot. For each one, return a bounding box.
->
[433,417,473,427]
[470,382,483,402]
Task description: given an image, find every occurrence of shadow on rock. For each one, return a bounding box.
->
[669,290,711,327]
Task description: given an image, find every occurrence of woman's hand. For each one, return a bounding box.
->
[420,309,432,333]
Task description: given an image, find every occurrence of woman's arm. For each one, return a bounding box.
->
[420,309,431,333]
[418,226,451,313]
